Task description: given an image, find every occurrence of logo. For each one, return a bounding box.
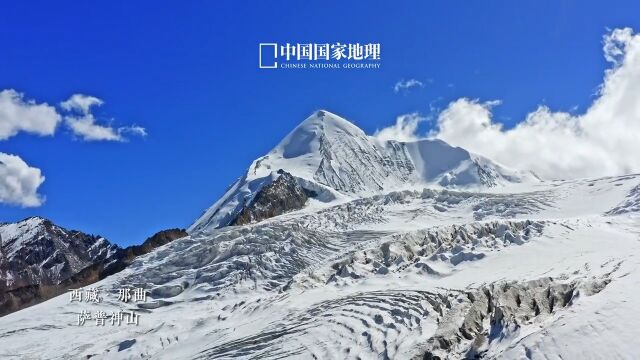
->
[259,42,381,70]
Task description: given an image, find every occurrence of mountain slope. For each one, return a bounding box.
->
[0,174,638,359]
[0,217,119,315]
[0,217,188,317]
[190,110,536,232]
[0,216,118,291]
[4,111,639,359]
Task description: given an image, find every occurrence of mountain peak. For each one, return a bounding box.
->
[308,109,346,122]
[21,215,48,224]
[0,216,46,226]
[289,109,365,142]
[0,217,119,299]
[189,110,537,232]
[311,109,330,119]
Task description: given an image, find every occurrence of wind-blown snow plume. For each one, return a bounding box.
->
[430,28,640,179]
[0,153,45,207]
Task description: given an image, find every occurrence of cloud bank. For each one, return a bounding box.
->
[0,153,45,207]
[433,28,640,179]
[380,28,640,180]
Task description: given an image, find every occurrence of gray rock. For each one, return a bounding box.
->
[231,170,312,226]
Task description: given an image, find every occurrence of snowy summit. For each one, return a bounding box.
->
[190,110,537,232]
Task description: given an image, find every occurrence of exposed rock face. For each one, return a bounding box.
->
[231,170,312,226]
[419,277,610,359]
[0,219,187,317]
[61,228,189,287]
[122,228,188,260]
[322,220,544,285]
[0,217,118,293]
[0,217,119,316]
[607,183,640,215]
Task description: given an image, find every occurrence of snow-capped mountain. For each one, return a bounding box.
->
[190,110,537,232]
[1,110,640,359]
[0,216,118,291]
[1,172,638,359]
[0,217,119,314]
[0,217,188,316]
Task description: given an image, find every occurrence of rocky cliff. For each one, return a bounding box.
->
[0,218,187,316]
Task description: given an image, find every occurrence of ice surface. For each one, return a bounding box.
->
[2,110,639,359]
[1,173,639,359]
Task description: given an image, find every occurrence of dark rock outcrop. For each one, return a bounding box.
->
[122,228,189,260]
[231,170,312,226]
[418,276,610,359]
[0,217,118,290]
[59,228,188,288]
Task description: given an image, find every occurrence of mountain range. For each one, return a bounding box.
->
[0,217,187,316]
[0,110,639,359]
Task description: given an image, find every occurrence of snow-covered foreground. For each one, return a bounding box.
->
[1,174,639,359]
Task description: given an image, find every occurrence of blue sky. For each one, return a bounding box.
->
[1,1,639,246]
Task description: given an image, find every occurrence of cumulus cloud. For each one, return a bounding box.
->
[394,79,425,93]
[0,89,61,140]
[374,113,426,142]
[377,28,640,180]
[0,90,145,143]
[0,153,45,207]
[61,94,146,142]
[0,91,144,207]
[65,114,124,141]
[426,27,640,180]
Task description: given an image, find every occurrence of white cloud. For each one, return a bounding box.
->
[0,90,144,143]
[121,125,147,137]
[394,79,424,93]
[61,94,146,142]
[427,27,640,180]
[60,94,103,114]
[0,153,45,207]
[374,113,425,142]
[0,89,61,140]
[65,114,123,141]
[0,91,144,207]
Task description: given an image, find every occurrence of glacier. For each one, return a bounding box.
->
[0,111,639,359]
